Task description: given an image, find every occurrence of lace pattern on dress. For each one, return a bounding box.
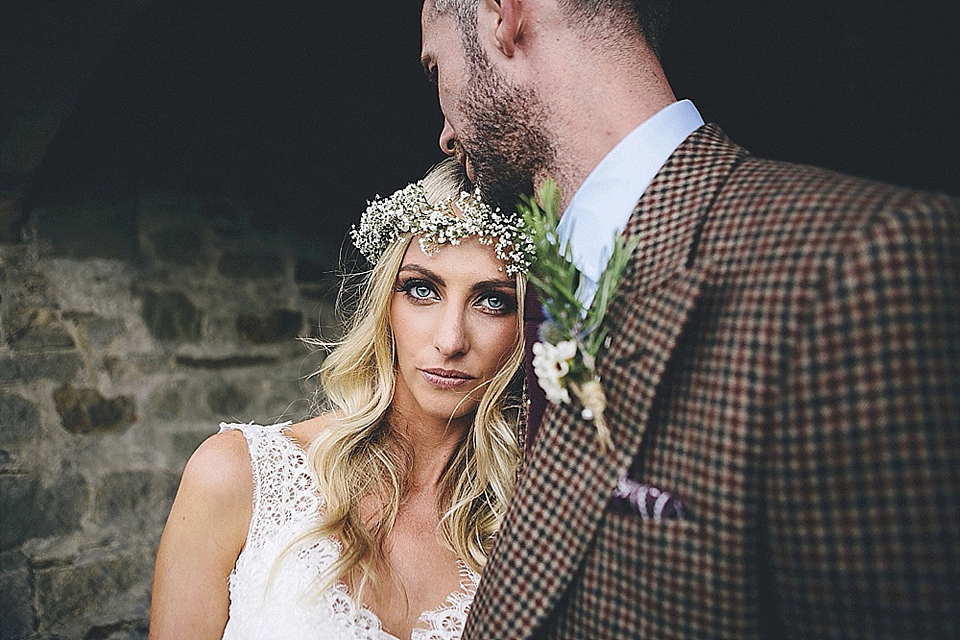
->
[219,422,479,640]
[413,561,480,640]
[230,421,317,551]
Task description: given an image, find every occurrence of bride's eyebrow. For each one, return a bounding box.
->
[398,264,444,285]
[472,278,516,293]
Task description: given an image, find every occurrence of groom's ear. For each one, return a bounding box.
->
[482,0,523,57]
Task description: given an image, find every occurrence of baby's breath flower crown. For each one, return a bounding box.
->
[350,181,535,277]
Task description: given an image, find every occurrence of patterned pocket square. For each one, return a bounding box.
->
[610,474,687,521]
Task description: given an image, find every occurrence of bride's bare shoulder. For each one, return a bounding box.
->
[286,413,337,450]
[180,429,253,502]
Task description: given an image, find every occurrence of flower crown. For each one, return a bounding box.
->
[350,180,535,276]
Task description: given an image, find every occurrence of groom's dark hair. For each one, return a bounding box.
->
[430,0,671,59]
[559,1,671,58]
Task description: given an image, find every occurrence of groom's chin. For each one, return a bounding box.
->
[480,183,525,216]
[470,159,532,213]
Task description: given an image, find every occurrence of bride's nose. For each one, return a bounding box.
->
[434,304,468,358]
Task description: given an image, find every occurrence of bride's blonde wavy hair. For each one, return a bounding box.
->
[301,158,525,602]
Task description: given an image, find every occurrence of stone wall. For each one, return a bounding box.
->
[0,192,340,639]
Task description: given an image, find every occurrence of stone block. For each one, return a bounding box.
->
[0,391,41,446]
[84,619,149,640]
[63,312,126,348]
[53,386,136,435]
[0,351,83,385]
[218,250,283,279]
[5,307,75,351]
[0,549,30,572]
[34,552,151,635]
[235,309,303,344]
[139,289,203,341]
[10,272,57,308]
[0,472,88,551]
[206,383,250,417]
[174,354,279,369]
[0,551,36,639]
[94,470,178,532]
[146,385,183,420]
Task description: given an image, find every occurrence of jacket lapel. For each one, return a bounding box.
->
[466,125,748,638]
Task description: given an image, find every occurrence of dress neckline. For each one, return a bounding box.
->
[354,559,479,640]
[272,422,480,640]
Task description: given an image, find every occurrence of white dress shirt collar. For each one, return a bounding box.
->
[556,100,704,306]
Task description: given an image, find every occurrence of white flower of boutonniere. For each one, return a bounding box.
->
[519,180,638,452]
[532,340,577,404]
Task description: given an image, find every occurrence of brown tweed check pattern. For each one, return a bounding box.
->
[465,125,960,639]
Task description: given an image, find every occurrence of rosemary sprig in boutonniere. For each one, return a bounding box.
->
[519,179,638,452]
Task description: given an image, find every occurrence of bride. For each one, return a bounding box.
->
[149,158,532,639]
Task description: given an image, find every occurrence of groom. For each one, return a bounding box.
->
[420,1,960,638]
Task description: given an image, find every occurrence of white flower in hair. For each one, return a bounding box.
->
[350,181,535,277]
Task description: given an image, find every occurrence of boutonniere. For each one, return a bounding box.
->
[518,180,637,452]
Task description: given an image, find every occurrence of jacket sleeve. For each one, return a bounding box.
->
[771,195,960,638]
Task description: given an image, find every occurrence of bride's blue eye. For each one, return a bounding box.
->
[478,291,516,315]
[411,284,433,299]
[397,279,437,302]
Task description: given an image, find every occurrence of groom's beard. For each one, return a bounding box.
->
[458,45,556,212]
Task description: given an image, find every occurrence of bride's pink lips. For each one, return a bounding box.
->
[420,368,475,390]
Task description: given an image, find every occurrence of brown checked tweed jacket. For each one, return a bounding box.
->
[464,125,960,639]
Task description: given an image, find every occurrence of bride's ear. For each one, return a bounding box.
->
[483,0,523,57]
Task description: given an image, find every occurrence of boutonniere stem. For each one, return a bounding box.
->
[519,180,637,453]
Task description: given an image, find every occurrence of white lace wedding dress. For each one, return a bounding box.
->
[219,422,479,640]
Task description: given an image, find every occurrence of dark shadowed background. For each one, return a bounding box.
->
[3,0,959,244]
[1,2,959,637]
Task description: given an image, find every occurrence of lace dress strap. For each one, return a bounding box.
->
[218,421,321,548]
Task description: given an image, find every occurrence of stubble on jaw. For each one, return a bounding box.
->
[455,29,558,211]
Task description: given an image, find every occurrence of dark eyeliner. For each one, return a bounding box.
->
[396,277,437,301]
[477,289,517,315]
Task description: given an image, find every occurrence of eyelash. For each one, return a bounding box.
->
[478,291,517,316]
[396,279,516,316]
[397,278,437,302]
